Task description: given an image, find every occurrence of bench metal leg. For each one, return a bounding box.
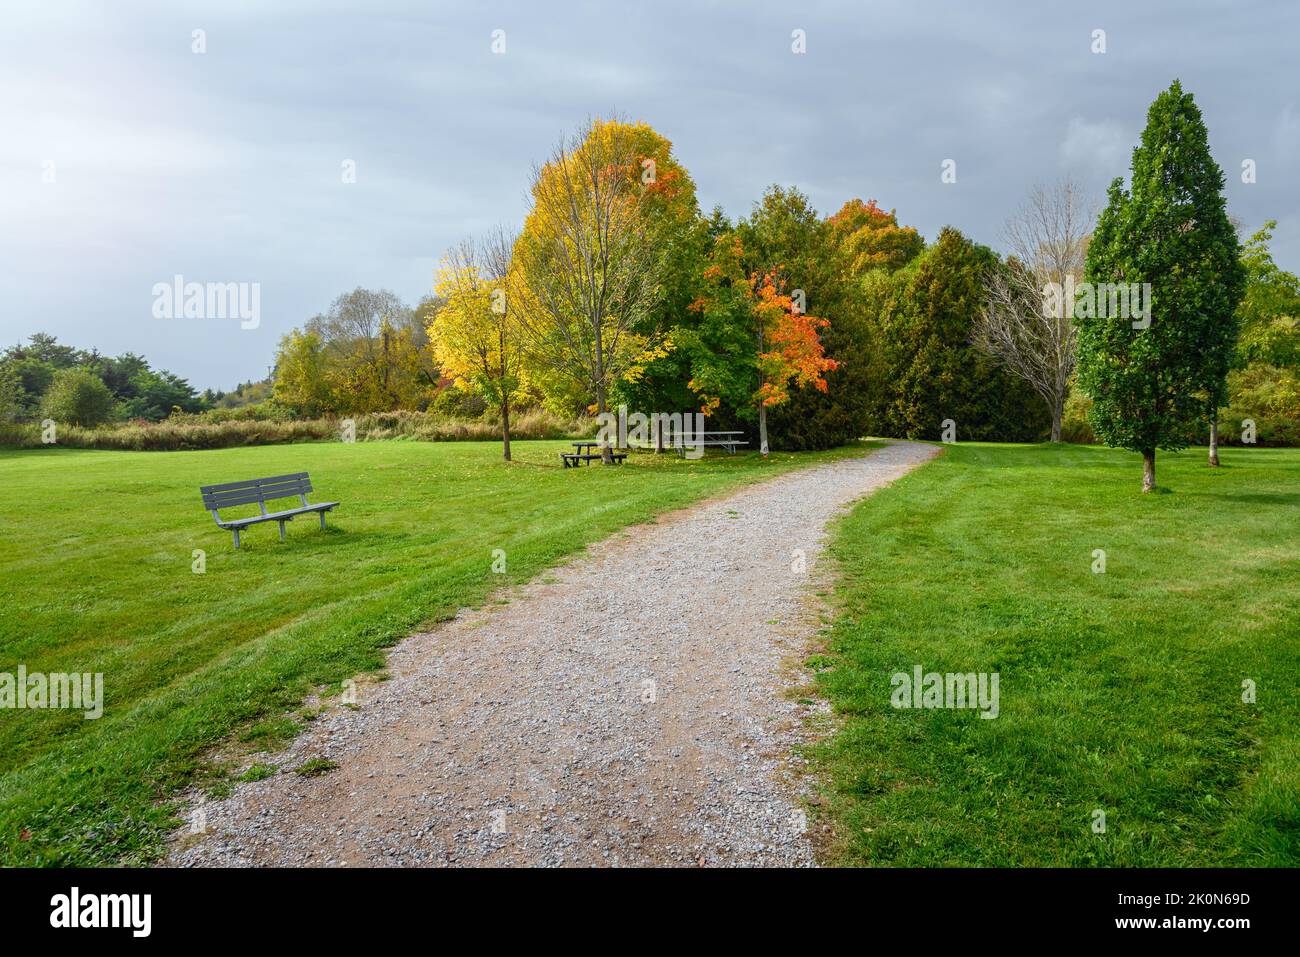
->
[278,520,286,541]
[319,511,327,530]
[232,528,241,549]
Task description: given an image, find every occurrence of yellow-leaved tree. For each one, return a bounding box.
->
[430,228,525,460]
[512,117,696,416]
[273,329,336,417]
[274,288,437,415]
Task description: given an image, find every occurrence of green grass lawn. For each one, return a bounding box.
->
[0,437,864,866]
[810,443,1300,866]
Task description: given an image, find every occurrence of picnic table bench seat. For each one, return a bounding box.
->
[200,472,339,549]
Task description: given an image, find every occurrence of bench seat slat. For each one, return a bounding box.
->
[217,502,339,529]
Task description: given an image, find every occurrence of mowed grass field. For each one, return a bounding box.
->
[811,443,1300,866]
[0,438,865,866]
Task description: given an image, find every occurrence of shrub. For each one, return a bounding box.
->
[1064,368,1300,448]
[1061,389,1097,444]
[179,402,295,424]
[429,385,488,418]
[1215,364,1300,447]
[40,368,116,427]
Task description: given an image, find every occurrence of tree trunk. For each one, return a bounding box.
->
[1142,449,1156,493]
[501,397,512,462]
[1208,419,1220,467]
[593,327,607,415]
[756,328,769,457]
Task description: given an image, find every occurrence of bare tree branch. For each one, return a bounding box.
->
[974,179,1094,441]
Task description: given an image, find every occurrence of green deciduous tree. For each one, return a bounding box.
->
[1216,220,1300,448]
[774,197,922,450]
[0,364,22,422]
[683,225,837,454]
[2,357,55,416]
[1235,220,1300,369]
[1077,81,1245,489]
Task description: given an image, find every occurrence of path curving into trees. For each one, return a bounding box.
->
[169,441,940,867]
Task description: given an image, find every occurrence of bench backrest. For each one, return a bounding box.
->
[201,473,312,514]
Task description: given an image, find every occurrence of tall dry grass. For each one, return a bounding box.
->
[0,409,590,451]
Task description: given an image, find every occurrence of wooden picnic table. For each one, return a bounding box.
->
[562,440,626,468]
[658,429,745,442]
[674,430,749,456]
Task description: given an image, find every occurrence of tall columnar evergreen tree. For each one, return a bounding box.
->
[1076,81,1245,491]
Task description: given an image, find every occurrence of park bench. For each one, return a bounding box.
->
[200,472,339,549]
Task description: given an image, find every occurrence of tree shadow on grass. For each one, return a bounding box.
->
[1200,491,1300,507]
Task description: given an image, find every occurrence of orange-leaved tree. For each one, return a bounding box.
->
[825,198,925,276]
[686,234,838,454]
[751,271,839,454]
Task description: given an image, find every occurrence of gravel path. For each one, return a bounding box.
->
[169,440,939,867]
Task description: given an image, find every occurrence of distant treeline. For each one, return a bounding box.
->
[0,332,269,426]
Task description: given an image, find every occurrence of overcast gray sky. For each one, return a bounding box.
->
[1,0,1296,390]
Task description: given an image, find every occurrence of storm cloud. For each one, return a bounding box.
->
[1,0,1294,388]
